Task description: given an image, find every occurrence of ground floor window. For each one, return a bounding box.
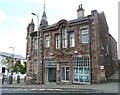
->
[73,57,90,83]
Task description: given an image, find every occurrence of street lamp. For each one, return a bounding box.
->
[9,47,15,63]
[31,13,39,84]
[9,46,14,84]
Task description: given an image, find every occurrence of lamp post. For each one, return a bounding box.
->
[31,13,39,84]
[9,46,14,84]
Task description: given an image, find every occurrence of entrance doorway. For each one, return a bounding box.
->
[48,68,56,82]
[61,66,69,82]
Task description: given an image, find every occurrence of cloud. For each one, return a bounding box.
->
[0,10,6,22]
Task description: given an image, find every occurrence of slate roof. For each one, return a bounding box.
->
[0,52,25,60]
[30,16,89,35]
[46,16,89,29]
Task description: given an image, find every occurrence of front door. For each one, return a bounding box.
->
[61,66,69,82]
[48,68,56,82]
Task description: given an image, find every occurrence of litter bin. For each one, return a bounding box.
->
[9,75,12,84]
[17,76,20,83]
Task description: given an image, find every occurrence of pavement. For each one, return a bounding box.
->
[0,70,119,94]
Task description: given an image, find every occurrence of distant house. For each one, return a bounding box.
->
[0,52,25,79]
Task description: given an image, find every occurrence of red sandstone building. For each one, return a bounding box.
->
[26,5,118,84]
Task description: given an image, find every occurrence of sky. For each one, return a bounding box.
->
[0,0,119,58]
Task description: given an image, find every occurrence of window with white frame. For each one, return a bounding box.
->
[70,32,75,47]
[56,34,60,49]
[62,27,67,48]
[45,35,50,48]
[81,28,89,43]
[73,57,90,83]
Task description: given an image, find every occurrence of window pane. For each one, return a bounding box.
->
[74,67,78,82]
[56,34,60,49]
[82,35,89,43]
[45,36,50,47]
[66,67,69,80]
[62,67,65,80]
[35,39,37,49]
[70,32,75,47]
[62,27,67,48]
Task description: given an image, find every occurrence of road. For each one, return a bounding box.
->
[1,87,119,95]
[0,81,119,95]
[1,86,103,93]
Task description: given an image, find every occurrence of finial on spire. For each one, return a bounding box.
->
[31,18,34,24]
[43,0,45,11]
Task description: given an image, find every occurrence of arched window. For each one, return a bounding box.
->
[62,26,67,48]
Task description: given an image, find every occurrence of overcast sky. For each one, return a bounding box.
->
[0,0,119,58]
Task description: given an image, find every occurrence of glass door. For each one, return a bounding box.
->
[61,66,69,82]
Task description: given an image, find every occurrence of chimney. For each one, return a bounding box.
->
[77,4,84,18]
[91,10,98,16]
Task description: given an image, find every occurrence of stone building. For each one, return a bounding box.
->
[26,4,118,84]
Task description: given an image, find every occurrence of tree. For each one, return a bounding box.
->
[13,60,21,74]
[20,61,27,74]
[1,57,27,75]
[13,60,27,75]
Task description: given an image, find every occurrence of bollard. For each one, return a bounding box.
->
[2,75,4,85]
[17,76,20,83]
[24,76,26,82]
[9,75,12,84]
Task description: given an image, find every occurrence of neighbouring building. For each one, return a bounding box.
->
[26,4,118,84]
[0,52,26,79]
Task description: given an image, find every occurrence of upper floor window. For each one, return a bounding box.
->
[34,38,38,49]
[45,35,50,48]
[62,27,68,48]
[70,32,75,47]
[81,28,89,43]
[106,44,109,54]
[56,34,60,49]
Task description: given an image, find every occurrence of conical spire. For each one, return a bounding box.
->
[40,2,48,27]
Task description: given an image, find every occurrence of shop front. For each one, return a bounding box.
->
[73,57,90,84]
[45,56,90,84]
